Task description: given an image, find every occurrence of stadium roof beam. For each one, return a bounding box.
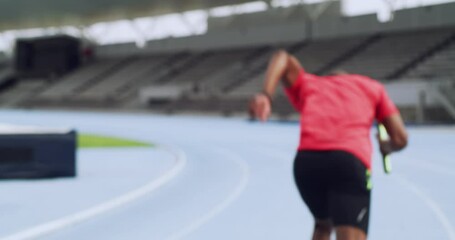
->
[304,0,338,21]
[128,20,148,48]
[379,0,401,21]
[178,13,205,36]
[0,0,252,31]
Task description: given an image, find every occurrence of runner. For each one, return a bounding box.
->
[249,50,408,240]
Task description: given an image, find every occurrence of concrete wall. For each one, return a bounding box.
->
[96,21,308,57]
[385,79,451,107]
[96,2,455,57]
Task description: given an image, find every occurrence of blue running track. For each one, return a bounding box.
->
[0,110,454,240]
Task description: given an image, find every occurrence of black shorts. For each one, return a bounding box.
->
[293,150,371,234]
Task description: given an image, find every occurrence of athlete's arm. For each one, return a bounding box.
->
[249,50,302,121]
[378,114,408,155]
[263,50,302,96]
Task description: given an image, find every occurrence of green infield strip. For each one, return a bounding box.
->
[78,134,153,148]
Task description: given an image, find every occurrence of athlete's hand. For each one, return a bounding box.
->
[376,133,393,156]
[249,93,271,122]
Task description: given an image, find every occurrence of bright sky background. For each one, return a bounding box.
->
[344,0,455,14]
[0,0,454,54]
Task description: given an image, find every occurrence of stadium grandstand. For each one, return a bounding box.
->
[0,0,455,122]
[1,1,455,240]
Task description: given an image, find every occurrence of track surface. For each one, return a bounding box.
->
[0,110,454,240]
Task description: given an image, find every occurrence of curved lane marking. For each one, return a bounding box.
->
[395,174,455,240]
[0,145,186,240]
[166,146,250,240]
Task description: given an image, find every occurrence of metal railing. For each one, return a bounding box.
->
[427,78,455,120]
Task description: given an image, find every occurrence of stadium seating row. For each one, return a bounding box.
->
[1,27,454,121]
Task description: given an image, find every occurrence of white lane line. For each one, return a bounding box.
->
[395,174,455,240]
[0,145,187,240]
[166,146,250,240]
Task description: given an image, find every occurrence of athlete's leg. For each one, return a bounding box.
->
[335,226,366,240]
[294,151,332,239]
[312,219,333,240]
[328,151,371,240]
